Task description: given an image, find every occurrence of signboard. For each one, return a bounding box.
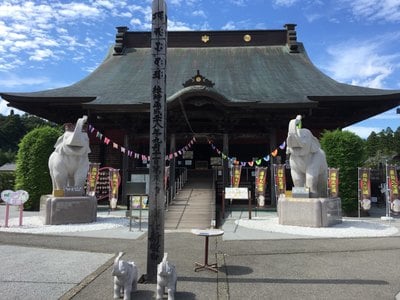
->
[225,187,249,199]
[87,162,100,196]
[387,165,399,202]
[328,168,339,198]
[1,190,29,206]
[109,168,120,208]
[131,195,149,209]
[183,151,193,159]
[231,165,242,188]
[255,167,268,206]
[358,168,371,210]
[1,190,29,227]
[274,164,286,196]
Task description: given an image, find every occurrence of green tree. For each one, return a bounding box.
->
[0,113,24,152]
[320,129,365,215]
[0,112,53,166]
[0,149,15,166]
[0,172,15,191]
[365,131,380,158]
[14,126,62,211]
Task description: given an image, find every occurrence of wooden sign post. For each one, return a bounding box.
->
[146,0,167,283]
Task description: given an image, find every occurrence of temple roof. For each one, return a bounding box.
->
[1,26,399,133]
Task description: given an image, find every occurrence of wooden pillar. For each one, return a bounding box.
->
[269,129,277,207]
[169,134,176,201]
[223,133,229,187]
[147,0,167,283]
[121,134,129,206]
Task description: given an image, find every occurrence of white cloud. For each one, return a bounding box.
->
[94,0,116,10]
[192,10,206,18]
[273,0,299,7]
[343,126,382,139]
[341,0,400,22]
[29,49,54,61]
[168,20,192,31]
[56,3,102,20]
[229,0,248,6]
[0,74,49,88]
[323,34,400,89]
[0,0,136,70]
[222,21,236,30]
[130,18,142,27]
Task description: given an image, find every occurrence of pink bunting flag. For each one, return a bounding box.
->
[248,161,254,167]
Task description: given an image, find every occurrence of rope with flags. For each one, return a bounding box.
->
[88,125,196,163]
[207,139,286,167]
[89,124,286,167]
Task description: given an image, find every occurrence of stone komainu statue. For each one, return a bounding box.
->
[48,116,91,193]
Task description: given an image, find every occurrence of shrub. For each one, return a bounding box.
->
[320,129,365,215]
[15,126,62,210]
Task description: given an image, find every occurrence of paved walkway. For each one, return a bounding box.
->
[1,190,400,299]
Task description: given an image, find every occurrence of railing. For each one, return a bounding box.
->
[166,167,187,209]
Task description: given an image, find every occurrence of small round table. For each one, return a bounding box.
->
[191,229,224,273]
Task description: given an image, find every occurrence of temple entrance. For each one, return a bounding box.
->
[176,139,217,170]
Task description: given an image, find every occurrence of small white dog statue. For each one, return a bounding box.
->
[112,252,138,300]
[157,253,177,300]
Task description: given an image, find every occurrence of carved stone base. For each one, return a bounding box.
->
[40,195,97,225]
[278,197,342,227]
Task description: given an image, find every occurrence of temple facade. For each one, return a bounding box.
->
[1,24,399,207]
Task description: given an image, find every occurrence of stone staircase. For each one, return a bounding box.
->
[164,170,215,230]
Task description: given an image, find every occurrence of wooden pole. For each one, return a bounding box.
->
[147,0,167,283]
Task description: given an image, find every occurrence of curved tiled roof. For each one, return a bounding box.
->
[3,43,398,107]
[1,28,399,131]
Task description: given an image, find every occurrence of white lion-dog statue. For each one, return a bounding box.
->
[157,253,177,300]
[392,199,400,213]
[48,115,91,193]
[112,252,138,300]
[286,115,328,198]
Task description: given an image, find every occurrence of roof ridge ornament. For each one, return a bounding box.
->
[114,26,129,55]
[284,24,299,53]
[183,70,215,88]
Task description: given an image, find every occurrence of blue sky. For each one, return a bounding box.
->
[0,0,399,138]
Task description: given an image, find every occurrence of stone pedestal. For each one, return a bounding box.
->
[40,195,97,225]
[278,197,342,227]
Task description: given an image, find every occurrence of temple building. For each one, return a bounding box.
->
[1,24,399,207]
